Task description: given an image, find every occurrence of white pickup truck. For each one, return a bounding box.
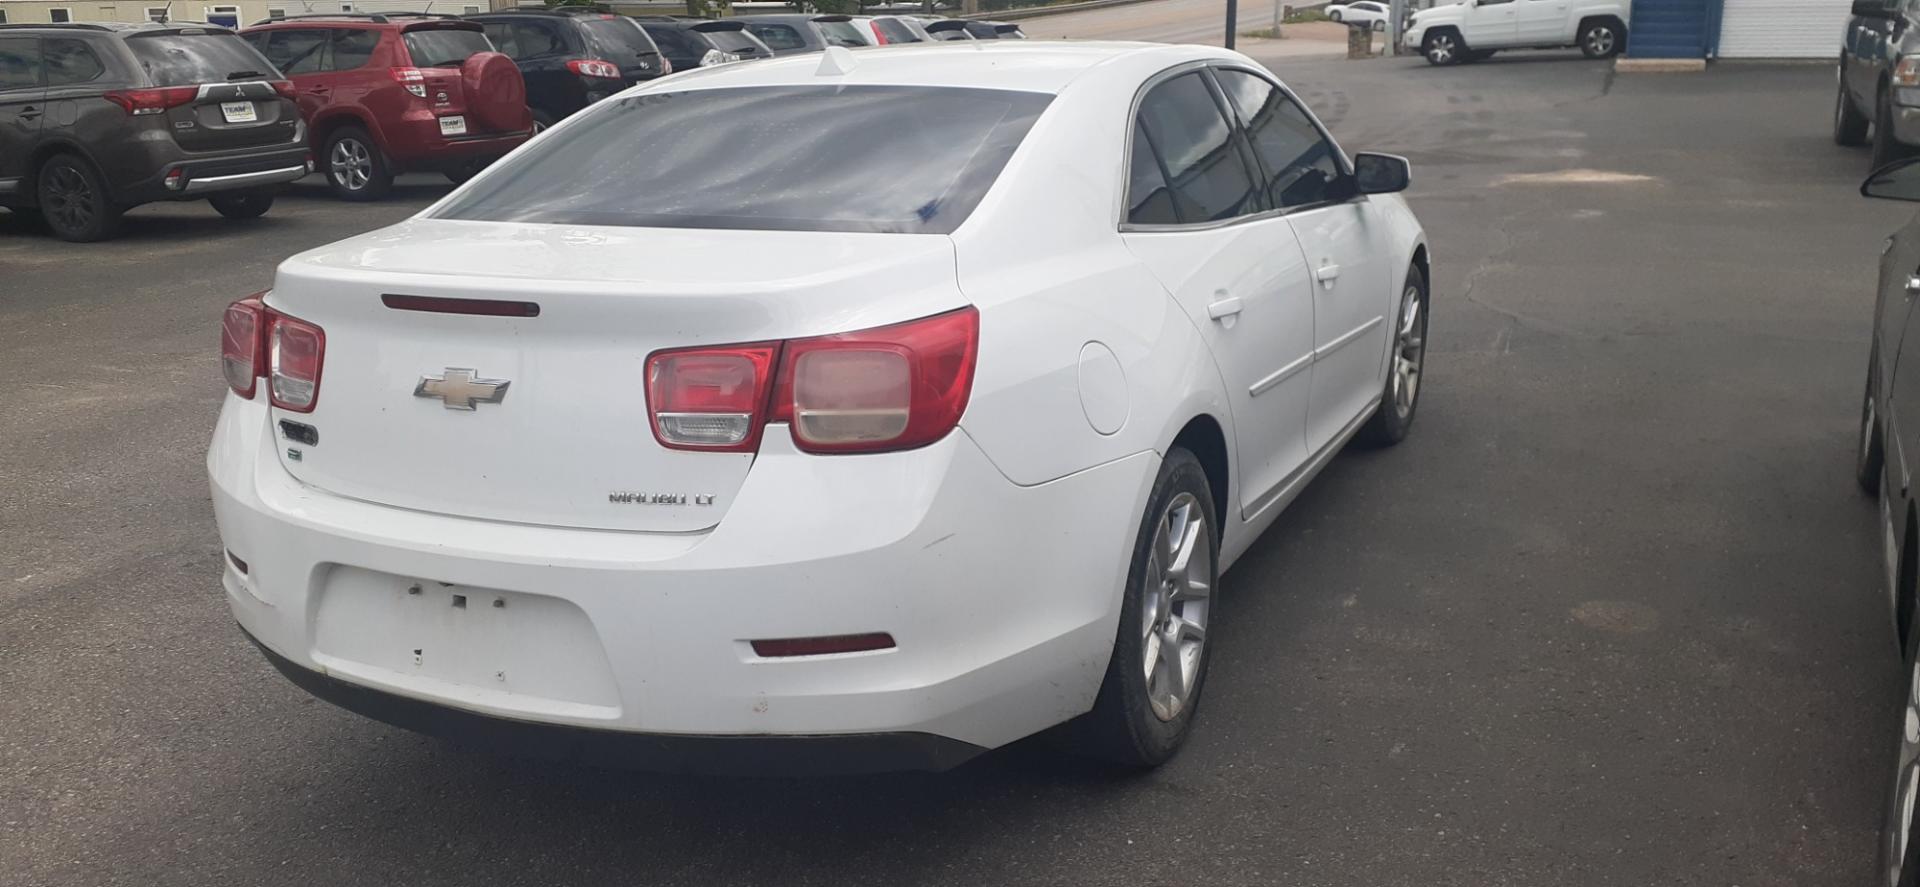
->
[1400,0,1629,66]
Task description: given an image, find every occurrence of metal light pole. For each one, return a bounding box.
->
[1225,0,1238,48]
[1388,0,1405,54]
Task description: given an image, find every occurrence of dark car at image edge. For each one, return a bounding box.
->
[0,21,310,241]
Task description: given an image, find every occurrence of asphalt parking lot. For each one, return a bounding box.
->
[3,26,1912,887]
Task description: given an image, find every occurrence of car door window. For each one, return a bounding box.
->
[0,37,41,90]
[43,38,103,86]
[329,29,379,71]
[511,21,565,58]
[746,23,806,51]
[1131,71,1260,224]
[1126,123,1180,225]
[642,25,689,56]
[259,29,328,75]
[1213,69,1344,209]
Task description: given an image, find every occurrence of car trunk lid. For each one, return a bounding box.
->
[123,29,295,151]
[263,219,966,533]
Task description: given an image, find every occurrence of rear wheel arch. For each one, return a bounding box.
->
[24,141,112,204]
[1170,414,1229,533]
[1411,244,1430,293]
[310,111,381,154]
[1576,15,1625,39]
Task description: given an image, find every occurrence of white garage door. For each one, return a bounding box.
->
[1717,0,1850,58]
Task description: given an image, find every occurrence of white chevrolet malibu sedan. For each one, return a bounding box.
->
[209,41,1430,773]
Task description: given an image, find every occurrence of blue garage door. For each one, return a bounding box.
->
[1626,0,1713,57]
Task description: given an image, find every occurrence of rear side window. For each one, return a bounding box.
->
[486,20,565,59]
[1213,69,1343,208]
[814,20,865,47]
[330,29,379,71]
[253,29,328,75]
[126,32,276,86]
[874,19,917,42]
[1126,124,1179,225]
[435,85,1052,235]
[745,23,805,50]
[1131,72,1259,224]
[44,38,104,86]
[0,37,41,90]
[401,28,491,67]
[579,17,658,65]
[641,24,691,55]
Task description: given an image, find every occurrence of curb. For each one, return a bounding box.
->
[1614,57,1706,73]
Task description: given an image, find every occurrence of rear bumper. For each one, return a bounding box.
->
[119,142,311,204]
[209,394,1154,761]
[181,163,309,195]
[384,112,531,170]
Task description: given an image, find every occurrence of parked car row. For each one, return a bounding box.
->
[0,8,1027,242]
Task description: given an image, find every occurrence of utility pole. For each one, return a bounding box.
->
[1225,0,1237,48]
[1387,0,1405,54]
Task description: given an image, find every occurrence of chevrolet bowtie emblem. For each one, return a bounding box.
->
[414,368,510,411]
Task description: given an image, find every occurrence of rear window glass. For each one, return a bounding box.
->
[434,85,1052,235]
[874,19,917,42]
[701,29,762,54]
[126,32,275,86]
[402,28,491,67]
[580,17,658,65]
[745,23,805,51]
[814,20,865,47]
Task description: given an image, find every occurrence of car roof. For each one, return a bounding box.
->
[0,20,235,35]
[640,41,1229,96]
[243,13,475,29]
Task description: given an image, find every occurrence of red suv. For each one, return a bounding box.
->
[241,13,530,199]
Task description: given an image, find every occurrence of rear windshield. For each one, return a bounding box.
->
[814,20,866,47]
[434,85,1052,235]
[579,17,658,65]
[874,18,918,42]
[126,32,276,86]
[402,28,492,67]
[701,28,763,54]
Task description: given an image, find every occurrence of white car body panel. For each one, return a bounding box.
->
[1404,0,1628,51]
[209,42,1429,760]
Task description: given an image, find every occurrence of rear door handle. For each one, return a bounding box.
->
[1316,262,1342,286]
[1208,296,1244,321]
[17,106,40,119]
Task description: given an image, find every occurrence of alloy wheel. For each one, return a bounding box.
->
[1586,27,1614,56]
[1428,34,1455,64]
[1391,282,1427,418]
[1887,659,1920,886]
[329,138,372,191]
[43,165,95,233]
[1141,491,1212,722]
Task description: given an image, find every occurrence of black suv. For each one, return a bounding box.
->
[635,19,774,72]
[466,6,665,131]
[735,14,866,56]
[0,22,307,241]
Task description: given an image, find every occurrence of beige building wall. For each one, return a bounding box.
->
[0,0,493,26]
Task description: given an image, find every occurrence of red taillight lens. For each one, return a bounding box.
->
[391,67,427,98]
[222,294,325,412]
[771,307,978,453]
[567,58,621,80]
[871,25,888,44]
[750,633,896,658]
[221,296,265,398]
[270,80,296,98]
[645,344,780,452]
[104,85,197,116]
[269,315,325,412]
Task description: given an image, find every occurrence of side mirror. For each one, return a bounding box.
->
[1854,0,1895,18]
[1864,157,1920,201]
[1352,152,1411,195]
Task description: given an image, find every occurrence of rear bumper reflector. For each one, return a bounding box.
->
[381,294,541,317]
[750,633,896,658]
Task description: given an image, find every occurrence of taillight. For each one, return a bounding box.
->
[567,58,622,80]
[645,344,780,452]
[270,80,296,98]
[270,315,325,412]
[221,293,326,413]
[103,85,198,116]
[871,24,888,44]
[391,67,428,98]
[644,307,978,456]
[221,296,266,398]
[660,56,673,75]
[772,308,977,453]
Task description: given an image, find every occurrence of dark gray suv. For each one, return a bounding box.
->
[0,22,309,241]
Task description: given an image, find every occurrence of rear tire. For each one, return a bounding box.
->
[1840,64,1873,147]
[1329,9,1343,22]
[209,188,275,220]
[1073,448,1219,769]
[1864,351,1887,496]
[1358,264,1429,447]
[323,126,393,202]
[1578,19,1622,58]
[35,153,122,242]
[1423,29,1462,66]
